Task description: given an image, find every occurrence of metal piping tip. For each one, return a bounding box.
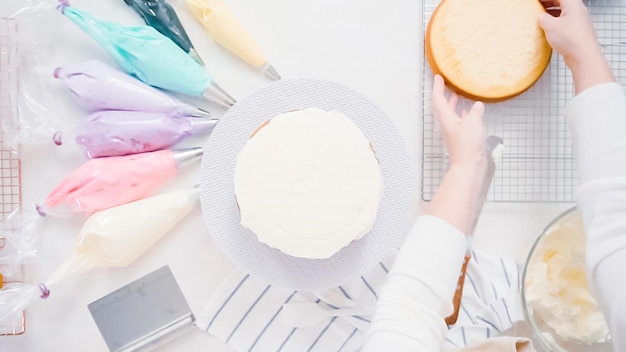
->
[264,64,281,81]
[486,135,504,167]
[188,185,201,201]
[172,147,203,167]
[190,116,219,134]
[212,81,237,105]
[189,48,205,66]
[202,81,237,108]
[486,136,504,151]
[179,103,211,118]
[192,107,212,118]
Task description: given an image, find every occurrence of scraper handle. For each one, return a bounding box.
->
[445,255,470,325]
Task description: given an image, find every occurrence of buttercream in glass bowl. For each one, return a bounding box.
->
[522,207,612,351]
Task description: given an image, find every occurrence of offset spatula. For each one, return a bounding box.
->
[445,135,503,325]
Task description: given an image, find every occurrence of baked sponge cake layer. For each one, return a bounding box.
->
[426,0,552,102]
[234,108,382,260]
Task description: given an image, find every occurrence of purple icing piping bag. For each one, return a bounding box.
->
[53,110,218,158]
[54,60,211,118]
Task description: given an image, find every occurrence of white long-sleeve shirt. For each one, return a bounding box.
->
[363,82,626,352]
[362,215,467,351]
[567,82,626,352]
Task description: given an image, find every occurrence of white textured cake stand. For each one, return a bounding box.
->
[199,78,414,290]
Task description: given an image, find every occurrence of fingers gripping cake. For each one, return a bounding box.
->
[234,108,382,259]
[425,0,552,102]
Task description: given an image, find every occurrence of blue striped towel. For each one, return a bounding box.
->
[196,250,523,352]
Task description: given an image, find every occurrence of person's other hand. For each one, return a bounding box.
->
[538,0,601,71]
[427,75,488,236]
[431,74,487,171]
[538,0,614,93]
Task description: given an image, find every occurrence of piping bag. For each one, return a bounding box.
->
[52,110,217,158]
[122,0,205,66]
[53,60,211,118]
[184,0,281,80]
[46,186,200,285]
[0,210,43,322]
[0,209,43,279]
[445,136,504,325]
[0,205,46,322]
[0,186,199,322]
[57,1,236,108]
[38,147,203,217]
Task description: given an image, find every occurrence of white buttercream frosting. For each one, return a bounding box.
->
[525,210,610,344]
[234,108,382,259]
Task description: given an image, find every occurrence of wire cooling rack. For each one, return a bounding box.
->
[0,17,26,336]
[421,0,626,202]
[0,18,20,218]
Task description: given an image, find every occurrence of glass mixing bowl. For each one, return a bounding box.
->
[521,207,613,352]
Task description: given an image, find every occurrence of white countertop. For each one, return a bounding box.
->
[0,0,572,351]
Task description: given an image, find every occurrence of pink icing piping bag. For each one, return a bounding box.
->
[39,147,203,216]
[52,110,217,158]
[54,60,211,118]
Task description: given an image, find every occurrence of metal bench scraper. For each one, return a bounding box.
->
[88,265,195,352]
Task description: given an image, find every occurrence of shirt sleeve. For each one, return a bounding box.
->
[362,214,467,351]
[566,82,626,352]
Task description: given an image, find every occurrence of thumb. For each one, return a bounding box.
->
[538,12,557,32]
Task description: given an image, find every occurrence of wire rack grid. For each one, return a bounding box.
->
[421,0,626,202]
[0,18,20,218]
[0,17,26,336]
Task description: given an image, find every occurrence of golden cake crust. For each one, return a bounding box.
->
[425,0,552,102]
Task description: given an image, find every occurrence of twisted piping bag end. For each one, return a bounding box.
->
[39,284,50,299]
[35,204,47,217]
[57,0,70,14]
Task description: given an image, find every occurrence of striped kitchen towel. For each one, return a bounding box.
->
[443,250,524,351]
[196,250,524,352]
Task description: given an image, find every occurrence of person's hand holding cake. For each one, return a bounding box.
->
[538,0,615,93]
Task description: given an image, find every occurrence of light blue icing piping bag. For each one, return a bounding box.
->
[57,1,235,107]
